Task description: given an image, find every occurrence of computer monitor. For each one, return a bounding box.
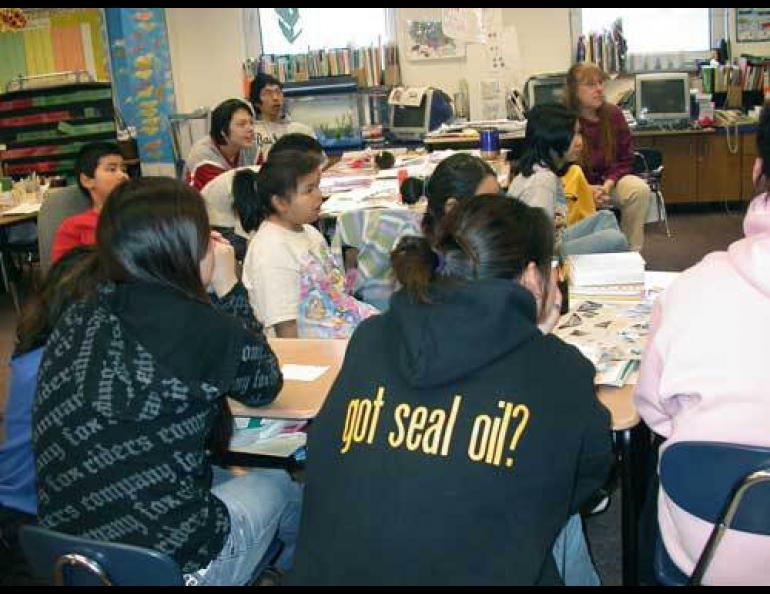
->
[635,72,690,124]
[525,75,567,110]
[389,89,453,142]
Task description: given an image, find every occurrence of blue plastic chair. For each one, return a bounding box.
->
[654,441,770,585]
[19,525,184,585]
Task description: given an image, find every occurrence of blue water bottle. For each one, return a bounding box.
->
[480,128,500,160]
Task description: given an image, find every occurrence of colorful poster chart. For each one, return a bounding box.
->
[105,8,176,166]
[736,8,770,42]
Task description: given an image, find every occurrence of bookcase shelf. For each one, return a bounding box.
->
[0,82,119,182]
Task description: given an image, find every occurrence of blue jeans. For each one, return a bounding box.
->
[562,210,629,255]
[552,513,601,586]
[187,466,303,586]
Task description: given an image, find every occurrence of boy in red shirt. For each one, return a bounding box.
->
[51,142,129,263]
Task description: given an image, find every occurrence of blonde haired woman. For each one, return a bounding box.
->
[565,63,651,251]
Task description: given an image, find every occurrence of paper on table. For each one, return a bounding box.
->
[281,364,329,382]
[1,202,41,215]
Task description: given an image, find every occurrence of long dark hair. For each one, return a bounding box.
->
[412,153,496,238]
[516,104,578,177]
[233,150,321,233]
[97,177,211,303]
[392,195,554,305]
[16,246,101,355]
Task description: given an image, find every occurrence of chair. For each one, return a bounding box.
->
[19,525,185,585]
[633,148,671,237]
[654,441,770,586]
[36,185,92,275]
[168,108,210,179]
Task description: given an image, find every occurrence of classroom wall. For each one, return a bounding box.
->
[397,8,573,120]
[165,7,246,113]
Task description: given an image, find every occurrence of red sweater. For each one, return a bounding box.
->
[51,208,98,263]
[579,103,635,185]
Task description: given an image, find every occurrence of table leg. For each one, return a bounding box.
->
[616,421,651,586]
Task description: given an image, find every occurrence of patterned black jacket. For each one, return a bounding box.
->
[32,281,281,573]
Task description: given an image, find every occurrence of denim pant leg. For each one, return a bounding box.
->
[563,212,630,255]
[193,467,303,585]
[552,513,601,586]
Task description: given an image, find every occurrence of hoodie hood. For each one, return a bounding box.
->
[387,278,541,388]
[729,193,770,297]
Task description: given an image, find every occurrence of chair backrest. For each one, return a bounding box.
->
[19,524,184,586]
[633,147,663,175]
[169,108,210,179]
[660,441,770,535]
[37,185,92,274]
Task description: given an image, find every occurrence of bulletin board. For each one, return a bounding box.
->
[736,8,770,43]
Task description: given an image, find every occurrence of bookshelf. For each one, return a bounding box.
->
[0,81,117,182]
[248,43,401,89]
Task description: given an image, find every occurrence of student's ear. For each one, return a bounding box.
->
[270,194,288,214]
[518,261,545,312]
[443,197,459,214]
[79,172,95,192]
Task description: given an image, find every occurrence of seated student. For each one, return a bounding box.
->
[0,247,100,585]
[287,196,613,586]
[235,150,376,339]
[331,153,500,311]
[249,73,316,165]
[32,177,301,586]
[51,142,128,263]
[185,98,257,192]
[201,132,326,261]
[508,104,628,256]
[634,105,770,586]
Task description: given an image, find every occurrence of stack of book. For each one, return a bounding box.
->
[567,252,646,301]
[229,417,308,458]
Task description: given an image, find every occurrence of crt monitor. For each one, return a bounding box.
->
[525,74,567,110]
[389,89,453,142]
[635,72,690,123]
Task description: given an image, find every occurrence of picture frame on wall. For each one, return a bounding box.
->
[404,19,466,61]
[736,8,770,43]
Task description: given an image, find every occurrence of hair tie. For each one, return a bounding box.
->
[432,249,446,274]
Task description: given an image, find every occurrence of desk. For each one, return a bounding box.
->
[229,338,348,420]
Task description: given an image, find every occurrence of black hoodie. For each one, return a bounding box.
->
[289,279,613,586]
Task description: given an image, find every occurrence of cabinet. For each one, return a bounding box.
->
[741,132,758,201]
[636,130,749,204]
[0,82,117,183]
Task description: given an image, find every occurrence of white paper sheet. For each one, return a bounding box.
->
[281,364,329,382]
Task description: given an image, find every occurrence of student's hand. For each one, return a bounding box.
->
[591,185,611,208]
[209,231,238,298]
[537,265,563,335]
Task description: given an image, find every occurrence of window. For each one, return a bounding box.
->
[258,8,391,55]
[579,8,714,55]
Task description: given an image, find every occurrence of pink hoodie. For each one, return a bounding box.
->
[634,194,770,585]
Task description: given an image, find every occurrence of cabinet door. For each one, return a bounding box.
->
[696,134,742,203]
[653,136,697,203]
[742,132,758,201]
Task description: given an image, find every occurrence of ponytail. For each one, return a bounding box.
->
[233,168,265,232]
[391,236,440,303]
